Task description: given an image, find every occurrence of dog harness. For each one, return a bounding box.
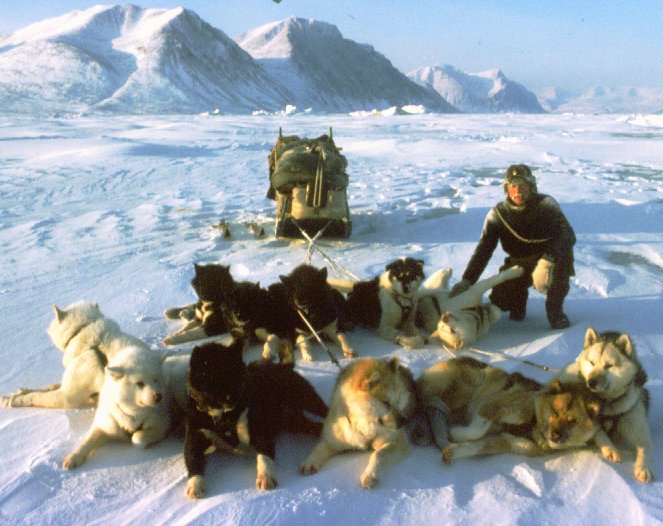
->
[392,293,415,326]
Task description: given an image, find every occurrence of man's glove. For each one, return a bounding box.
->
[449,279,472,297]
[532,258,554,294]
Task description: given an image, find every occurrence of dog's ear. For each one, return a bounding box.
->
[53,305,66,322]
[194,263,201,272]
[385,260,397,272]
[279,274,291,287]
[387,357,400,372]
[547,379,563,394]
[415,259,425,269]
[441,312,451,323]
[615,332,634,358]
[319,267,328,280]
[106,366,125,380]
[362,371,381,391]
[584,327,600,349]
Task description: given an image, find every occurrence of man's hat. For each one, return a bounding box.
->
[503,164,537,193]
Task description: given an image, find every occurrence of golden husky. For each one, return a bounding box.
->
[415,357,604,462]
[300,357,416,488]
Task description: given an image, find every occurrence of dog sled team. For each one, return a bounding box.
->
[0,164,654,500]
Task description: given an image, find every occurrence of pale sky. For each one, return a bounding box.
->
[1,0,661,91]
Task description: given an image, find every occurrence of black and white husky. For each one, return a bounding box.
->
[328,258,426,349]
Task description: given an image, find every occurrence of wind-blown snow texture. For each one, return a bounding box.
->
[0,112,662,525]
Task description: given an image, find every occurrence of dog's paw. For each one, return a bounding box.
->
[509,265,525,277]
[299,460,321,475]
[634,464,654,484]
[360,469,378,489]
[186,475,206,499]
[342,347,356,359]
[256,472,278,491]
[0,395,13,407]
[396,335,424,349]
[442,446,454,465]
[600,446,621,463]
[62,452,85,470]
[300,350,314,362]
[131,430,155,449]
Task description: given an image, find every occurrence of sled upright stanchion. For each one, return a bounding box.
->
[268,128,351,239]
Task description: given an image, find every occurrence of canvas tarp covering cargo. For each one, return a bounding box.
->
[268,128,351,238]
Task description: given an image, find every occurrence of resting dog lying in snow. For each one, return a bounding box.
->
[327,257,427,349]
[300,356,417,488]
[1,301,152,409]
[557,327,654,483]
[413,356,604,463]
[63,345,189,469]
[416,266,524,349]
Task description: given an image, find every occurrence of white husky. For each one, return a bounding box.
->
[416,266,524,347]
[1,302,151,408]
[558,327,653,483]
[63,345,187,469]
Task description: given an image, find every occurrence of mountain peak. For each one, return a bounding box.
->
[409,64,544,113]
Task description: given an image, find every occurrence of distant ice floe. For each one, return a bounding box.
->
[251,104,309,116]
[625,114,663,128]
[349,105,427,117]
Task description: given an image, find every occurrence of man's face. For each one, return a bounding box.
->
[506,181,531,206]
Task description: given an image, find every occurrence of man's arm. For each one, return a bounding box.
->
[461,208,500,284]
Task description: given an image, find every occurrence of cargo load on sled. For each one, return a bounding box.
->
[267,127,351,238]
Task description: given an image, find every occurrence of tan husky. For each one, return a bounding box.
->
[300,357,416,488]
[415,357,603,462]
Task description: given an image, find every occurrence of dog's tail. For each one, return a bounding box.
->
[327,278,355,294]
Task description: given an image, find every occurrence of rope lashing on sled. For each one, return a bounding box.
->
[296,309,342,368]
[311,146,326,211]
[292,219,360,281]
[441,343,559,373]
[493,207,552,244]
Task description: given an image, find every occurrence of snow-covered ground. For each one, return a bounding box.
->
[0,112,662,525]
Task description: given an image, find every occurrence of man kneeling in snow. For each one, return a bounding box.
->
[450,164,575,329]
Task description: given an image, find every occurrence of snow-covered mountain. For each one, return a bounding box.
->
[409,64,545,113]
[0,4,291,115]
[235,17,458,114]
[539,86,663,114]
[0,7,456,116]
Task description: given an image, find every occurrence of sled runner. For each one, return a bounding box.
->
[268,127,351,238]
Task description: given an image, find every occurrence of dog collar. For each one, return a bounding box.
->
[61,322,91,351]
[601,383,642,417]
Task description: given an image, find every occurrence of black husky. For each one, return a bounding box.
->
[183,340,328,499]
[163,263,270,346]
[266,264,354,362]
